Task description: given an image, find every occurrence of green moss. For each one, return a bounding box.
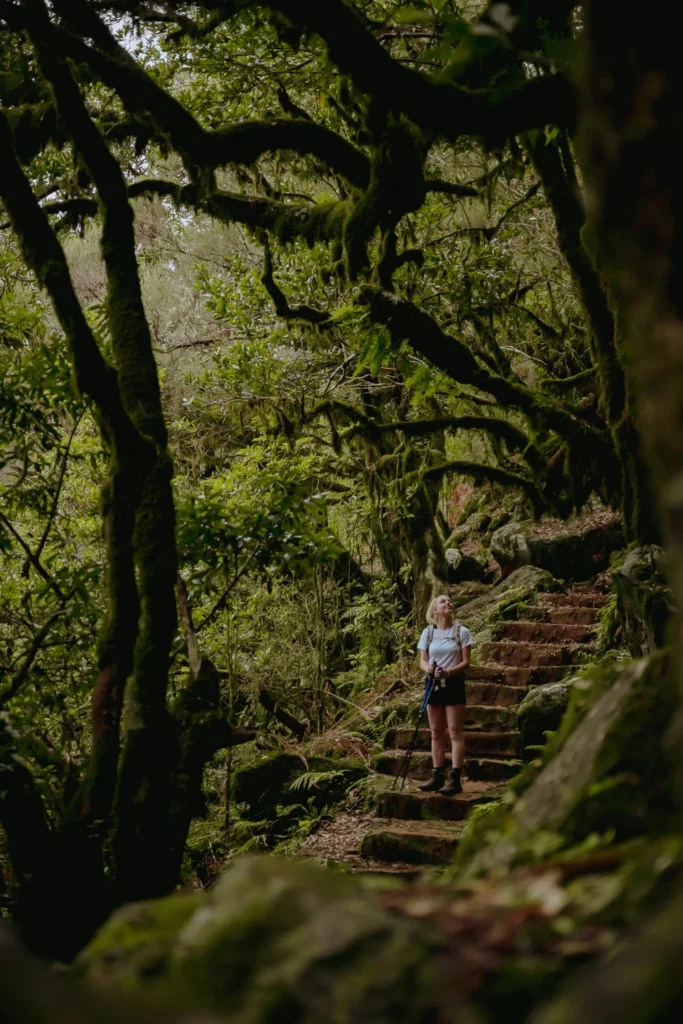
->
[450,799,504,867]
[234,752,367,825]
[360,825,459,865]
[75,892,201,990]
[453,565,558,638]
[457,652,678,875]
[80,857,435,1020]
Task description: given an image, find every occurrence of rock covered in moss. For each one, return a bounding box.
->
[490,520,535,577]
[444,547,486,583]
[445,511,491,548]
[516,680,575,758]
[74,893,201,992]
[234,752,366,823]
[78,857,436,1022]
[0,920,211,1024]
[490,518,623,580]
[462,653,677,874]
[454,564,558,641]
[613,545,673,656]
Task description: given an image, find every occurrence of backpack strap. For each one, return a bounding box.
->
[455,623,468,678]
[427,623,463,655]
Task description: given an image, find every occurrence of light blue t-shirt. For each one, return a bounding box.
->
[417,623,474,671]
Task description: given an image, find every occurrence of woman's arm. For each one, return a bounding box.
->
[419,652,432,674]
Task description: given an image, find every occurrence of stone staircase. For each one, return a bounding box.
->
[353,584,607,872]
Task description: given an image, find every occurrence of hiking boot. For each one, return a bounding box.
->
[419,767,445,793]
[440,768,463,796]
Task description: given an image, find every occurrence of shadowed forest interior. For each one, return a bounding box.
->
[1,2,683,1021]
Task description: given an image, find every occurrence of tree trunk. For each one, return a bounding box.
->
[526,131,659,543]
[582,0,683,643]
[548,7,683,1017]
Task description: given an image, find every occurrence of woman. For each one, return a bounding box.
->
[416,594,474,796]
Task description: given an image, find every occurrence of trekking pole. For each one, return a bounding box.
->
[393,662,437,792]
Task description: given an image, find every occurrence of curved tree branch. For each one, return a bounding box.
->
[419,459,548,515]
[261,241,332,325]
[264,0,576,143]
[306,399,545,472]
[1,0,373,188]
[359,285,609,449]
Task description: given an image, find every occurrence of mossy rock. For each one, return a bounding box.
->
[234,753,367,822]
[78,857,436,1022]
[444,547,486,583]
[461,652,678,874]
[445,511,491,548]
[74,892,201,992]
[613,545,673,656]
[453,565,558,640]
[487,510,512,535]
[516,679,575,758]
[490,518,624,581]
[533,879,683,1024]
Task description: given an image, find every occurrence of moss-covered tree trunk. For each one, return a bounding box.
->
[581,1,683,647]
[0,7,183,958]
[547,8,683,1017]
[526,132,658,543]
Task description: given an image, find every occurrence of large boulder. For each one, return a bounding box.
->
[444,547,486,583]
[613,545,673,656]
[461,652,677,874]
[453,564,559,641]
[490,517,623,580]
[490,520,535,577]
[78,857,433,1022]
[516,680,575,758]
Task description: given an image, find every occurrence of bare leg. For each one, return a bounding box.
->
[427,705,446,768]
[446,704,465,769]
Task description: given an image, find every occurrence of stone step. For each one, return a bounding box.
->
[468,664,573,686]
[492,620,596,644]
[538,590,607,608]
[355,864,423,883]
[512,604,601,625]
[464,708,518,733]
[384,728,521,757]
[386,705,516,736]
[464,705,517,730]
[466,680,528,707]
[465,756,522,782]
[375,784,502,823]
[481,641,593,667]
[373,750,522,782]
[546,606,601,625]
[360,819,465,865]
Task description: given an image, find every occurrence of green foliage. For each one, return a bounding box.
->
[287,767,351,792]
[524,729,558,759]
[341,579,411,687]
[595,591,620,652]
[176,438,342,582]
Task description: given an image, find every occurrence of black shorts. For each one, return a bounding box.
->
[426,673,467,707]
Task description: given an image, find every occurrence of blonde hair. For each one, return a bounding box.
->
[425,594,451,625]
